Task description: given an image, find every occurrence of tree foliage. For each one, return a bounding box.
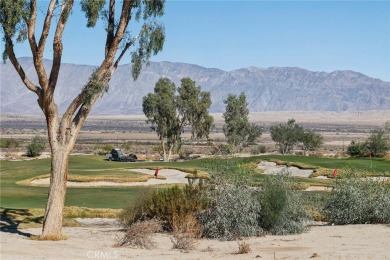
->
[347,127,389,158]
[301,130,324,152]
[27,135,45,157]
[177,78,214,141]
[270,119,304,154]
[222,92,261,151]
[143,77,213,161]
[347,140,369,157]
[367,128,389,157]
[270,119,324,154]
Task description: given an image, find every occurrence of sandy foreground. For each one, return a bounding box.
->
[1,223,389,259]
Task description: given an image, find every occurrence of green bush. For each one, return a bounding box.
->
[0,138,20,148]
[119,190,153,228]
[325,173,390,224]
[120,185,208,231]
[250,145,267,155]
[198,183,260,240]
[27,136,45,157]
[146,185,208,231]
[257,174,310,235]
[347,140,369,157]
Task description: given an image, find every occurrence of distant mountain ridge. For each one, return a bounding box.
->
[1,57,389,114]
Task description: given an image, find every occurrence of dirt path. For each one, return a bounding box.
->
[1,223,389,259]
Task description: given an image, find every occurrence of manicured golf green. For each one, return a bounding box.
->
[1,154,389,209]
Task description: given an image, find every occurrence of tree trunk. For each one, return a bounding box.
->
[161,139,167,162]
[167,144,174,162]
[41,145,71,237]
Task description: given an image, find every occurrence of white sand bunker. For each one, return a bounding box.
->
[30,169,189,187]
[258,161,314,178]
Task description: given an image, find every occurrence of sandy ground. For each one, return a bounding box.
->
[30,169,190,187]
[1,222,389,259]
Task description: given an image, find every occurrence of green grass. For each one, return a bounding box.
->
[1,154,389,209]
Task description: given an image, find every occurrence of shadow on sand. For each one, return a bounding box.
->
[0,208,42,237]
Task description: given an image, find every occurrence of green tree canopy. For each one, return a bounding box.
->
[143,77,213,161]
[270,119,304,154]
[367,128,389,157]
[301,130,324,152]
[222,92,262,151]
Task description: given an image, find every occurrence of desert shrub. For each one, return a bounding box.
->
[257,174,310,235]
[198,183,260,240]
[121,185,208,231]
[211,143,234,155]
[347,140,369,157]
[146,185,208,231]
[325,172,390,224]
[117,219,162,249]
[27,136,45,157]
[237,242,251,254]
[251,145,267,155]
[0,138,20,148]
[171,213,203,238]
[119,190,153,228]
[93,144,114,155]
[171,232,198,251]
[120,142,132,152]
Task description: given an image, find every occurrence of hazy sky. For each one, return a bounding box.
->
[11,0,390,81]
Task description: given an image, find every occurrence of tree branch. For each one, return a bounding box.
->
[113,32,142,70]
[25,0,38,55]
[105,0,115,58]
[5,39,41,95]
[38,0,56,52]
[33,0,57,90]
[103,0,132,67]
[48,0,74,93]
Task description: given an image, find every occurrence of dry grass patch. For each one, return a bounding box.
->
[185,170,210,181]
[63,206,120,218]
[237,242,251,254]
[31,234,68,241]
[171,232,198,251]
[117,219,162,249]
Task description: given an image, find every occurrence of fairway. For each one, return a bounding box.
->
[1,155,389,209]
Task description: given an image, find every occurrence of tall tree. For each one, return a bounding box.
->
[300,130,324,154]
[223,92,262,151]
[143,78,178,161]
[177,78,214,141]
[0,0,165,238]
[143,77,213,161]
[270,118,304,154]
[367,128,389,157]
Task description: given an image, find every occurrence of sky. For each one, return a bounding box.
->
[9,0,390,82]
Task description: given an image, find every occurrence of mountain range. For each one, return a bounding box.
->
[1,57,389,114]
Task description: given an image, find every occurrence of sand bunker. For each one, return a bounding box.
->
[258,161,314,177]
[30,169,189,187]
[257,161,333,191]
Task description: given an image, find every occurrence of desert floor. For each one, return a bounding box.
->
[1,222,389,259]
